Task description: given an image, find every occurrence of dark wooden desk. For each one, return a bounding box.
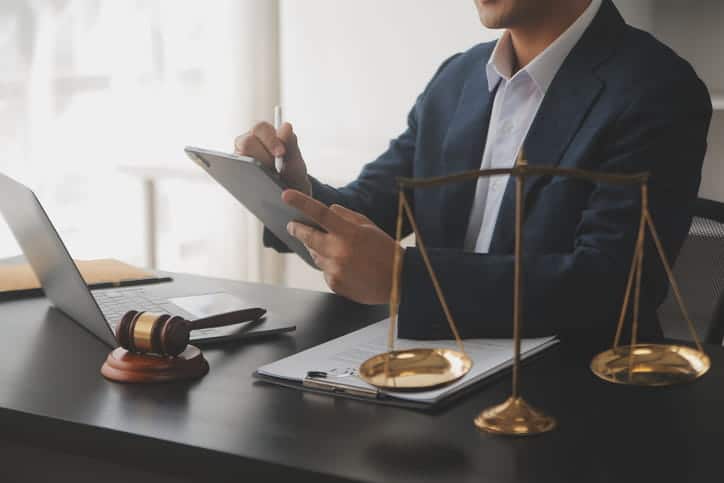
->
[0,272,721,482]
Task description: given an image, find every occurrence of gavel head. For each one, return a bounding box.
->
[116,311,190,357]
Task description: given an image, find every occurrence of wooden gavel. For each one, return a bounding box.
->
[116,307,266,357]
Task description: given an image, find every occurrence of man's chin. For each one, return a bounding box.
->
[478,12,507,30]
[475,1,510,29]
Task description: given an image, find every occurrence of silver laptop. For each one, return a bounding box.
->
[0,172,294,347]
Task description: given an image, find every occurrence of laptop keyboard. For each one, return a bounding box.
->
[93,287,183,329]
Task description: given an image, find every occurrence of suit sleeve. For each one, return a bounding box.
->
[398,74,712,340]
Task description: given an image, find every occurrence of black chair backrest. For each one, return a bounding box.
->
[657,198,724,345]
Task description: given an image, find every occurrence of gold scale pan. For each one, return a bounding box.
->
[358,150,710,436]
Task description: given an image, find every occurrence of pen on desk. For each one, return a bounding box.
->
[274,105,283,173]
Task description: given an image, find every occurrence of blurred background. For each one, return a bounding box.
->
[1,0,721,293]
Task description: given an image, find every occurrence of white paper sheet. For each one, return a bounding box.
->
[257,319,558,404]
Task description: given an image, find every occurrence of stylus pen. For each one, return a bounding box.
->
[274,105,283,173]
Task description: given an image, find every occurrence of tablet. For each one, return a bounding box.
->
[185,146,321,268]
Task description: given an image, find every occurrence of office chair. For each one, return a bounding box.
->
[657,198,724,345]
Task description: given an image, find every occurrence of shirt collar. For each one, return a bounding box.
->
[486,0,602,93]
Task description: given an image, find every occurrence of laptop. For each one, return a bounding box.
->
[0,172,295,347]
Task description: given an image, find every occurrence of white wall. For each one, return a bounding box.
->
[614,1,654,32]
[280,1,498,184]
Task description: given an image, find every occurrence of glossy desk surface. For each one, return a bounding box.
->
[0,272,721,482]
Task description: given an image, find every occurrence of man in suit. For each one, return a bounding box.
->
[234,0,711,340]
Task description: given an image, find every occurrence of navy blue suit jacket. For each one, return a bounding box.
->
[266,0,711,340]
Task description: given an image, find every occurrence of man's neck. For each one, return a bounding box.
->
[508,0,592,72]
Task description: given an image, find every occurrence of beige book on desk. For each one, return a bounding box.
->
[0,258,169,298]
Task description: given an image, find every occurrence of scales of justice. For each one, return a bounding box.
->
[357,150,710,436]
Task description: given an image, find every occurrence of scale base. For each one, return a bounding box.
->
[474,396,556,436]
[591,343,710,386]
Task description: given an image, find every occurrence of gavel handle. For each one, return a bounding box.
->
[187,307,267,331]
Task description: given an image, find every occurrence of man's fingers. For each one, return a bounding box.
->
[276,122,297,147]
[251,121,286,157]
[277,122,302,162]
[329,204,371,225]
[287,221,329,254]
[283,190,347,232]
[234,133,273,164]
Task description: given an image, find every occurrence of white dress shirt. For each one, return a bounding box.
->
[463,0,602,253]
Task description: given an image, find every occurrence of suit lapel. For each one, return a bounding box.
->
[488,0,625,254]
[439,59,498,249]
[489,72,603,254]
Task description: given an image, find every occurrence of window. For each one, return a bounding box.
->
[0,0,280,281]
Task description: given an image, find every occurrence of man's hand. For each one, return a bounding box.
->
[283,190,402,305]
[234,121,312,195]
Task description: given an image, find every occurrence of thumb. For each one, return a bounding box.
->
[329,204,371,225]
